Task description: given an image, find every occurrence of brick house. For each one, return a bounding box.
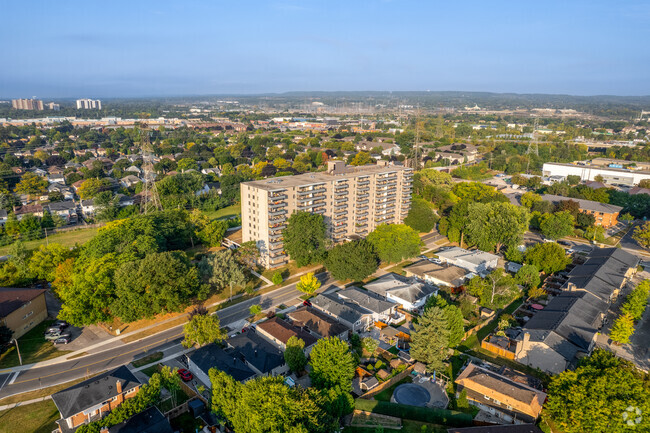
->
[51,366,141,432]
[541,194,623,228]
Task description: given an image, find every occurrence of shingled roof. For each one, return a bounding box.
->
[0,287,47,317]
[287,306,349,338]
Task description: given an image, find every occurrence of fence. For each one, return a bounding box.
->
[354,398,474,427]
[481,339,516,360]
[360,365,415,399]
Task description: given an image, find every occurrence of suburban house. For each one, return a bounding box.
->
[106,406,173,433]
[447,425,543,433]
[336,287,402,324]
[13,204,44,219]
[515,247,638,374]
[436,247,499,275]
[435,143,479,164]
[404,260,471,288]
[51,365,141,432]
[286,306,350,341]
[188,344,256,385]
[120,175,141,188]
[0,287,48,338]
[81,199,95,218]
[363,273,437,311]
[256,316,318,355]
[455,363,546,425]
[226,331,289,377]
[47,201,78,223]
[311,293,374,332]
[541,194,623,228]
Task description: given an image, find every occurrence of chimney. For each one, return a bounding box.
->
[115,380,122,394]
[567,282,576,292]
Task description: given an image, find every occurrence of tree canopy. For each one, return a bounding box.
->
[404,198,438,233]
[465,202,529,253]
[524,242,571,274]
[283,212,327,267]
[182,312,226,348]
[324,240,378,281]
[284,336,307,372]
[366,224,421,263]
[539,211,575,240]
[411,306,450,372]
[309,337,355,391]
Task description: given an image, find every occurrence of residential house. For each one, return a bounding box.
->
[311,293,374,332]
[120,175,141,188]
[202,167,221,176]
[226,331,288,377]
[404,260,471,288]
[47,201,78,223]
[125,165,141,175]
[363,273,437,311]
[455,363,546,424]
[541,194,623,228]
[286,306,350,341]
[13,204,44,219]
[187,343,256,385]
[32,167,47,176]
[436,143,479,164]
[48,173,66,184]
[0,287,48,338]
[336,286,401,324]
[256,317,318,355]
[436,247,499,275]
[81,199,95,218]
[51,365,141,433]
[106,406,173,433]
[48,183,74,200]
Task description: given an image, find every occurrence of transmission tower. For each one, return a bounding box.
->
[411,109,422,170]
[526,118,539,174]
[138,122,162,214]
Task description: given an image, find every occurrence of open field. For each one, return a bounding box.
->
[203,203,241,220]
[0,226,99,255]
[0,399,60,433]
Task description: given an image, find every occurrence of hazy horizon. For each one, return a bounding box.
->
[3,0,650,98]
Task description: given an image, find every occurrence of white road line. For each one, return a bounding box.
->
[8,371,19,385]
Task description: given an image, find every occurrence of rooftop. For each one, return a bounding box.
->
[0,287,47,317]
[542,194,623,214]
[404,260,470,285]
[189,344,255,383]
[364,273,437,304]
[286,306,349,338]
[311,293,373,324]
[436,247,499,266]
[336,286,396,314]
[226,331,286,374]
[256,316,318,347]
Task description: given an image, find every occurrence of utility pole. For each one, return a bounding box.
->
[526,117,540,174]
[138,121,162,214]
[13,339,22,365]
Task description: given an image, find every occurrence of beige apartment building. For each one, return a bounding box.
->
[241,160,413,268]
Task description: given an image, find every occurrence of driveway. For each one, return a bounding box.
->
[55,324,124,353]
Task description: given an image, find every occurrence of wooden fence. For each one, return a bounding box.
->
[480,340,516,360]
[360,365,415,399]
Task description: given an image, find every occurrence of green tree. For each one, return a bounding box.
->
[539,211,575,240]
[466,202,529,253]
[545,349,650,433]
[361,337,379,354]
[515,264,541,289]
[309,337,355,391]
[14,172,48,195]
[366,224,421,263]
[576,211,596,230]
[249,304,262,315]
[198,249,246,294]
[324,240,378,281]
[620,280,649,321]
[633,221,650,249]
[296,272,321,295]
[284,212,327,267]
[28,243,73,281]
[236,240,260,268]
[40,210,55,229]
[610,313,635,345]
[284,336,307,372]
[177,157,199,172]
[350,151,372,166]
[524,242,571,274]
[182,312,226,348]
[520,191,542,209]
[271,271,283,285]
[77,178,105,199]
[411,306,450,372]
[404,198,438,233]
[443,305,464,347]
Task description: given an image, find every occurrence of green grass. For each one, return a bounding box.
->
[170,412,205,433]
[355,399,474,428]
[203,203,241,220]
[132,351,163,368]
[0,226,99,255]
[0,320,72,368]
[140,364,161,378]
[0,399,60,433]
[458,297,523,352]
[373,375,412,402]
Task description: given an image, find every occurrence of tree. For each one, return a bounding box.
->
[594,174,605,182]
[520,191,542,209]
[466,202,529,253]
[284,336,307,372]
[271,271,283,285]
[621,280,649,321]
[350,151,372,166]
[77,178,105,199]
[556,199,580,218]
[28,243,73,281]
[610,313,635,345]
[410,306,450,372]
[309,337,355,391]
[539,211,575,240]
[249,304,262,315]
[576,211,596,230]
[633,221,650,249]
[545,349,650,433]
[14,172,48,195]
[516,264,541,290]
[443,305,464,347]
[484,269,518,307]
[283,212,327,267]
[366,224,421,263]
[236,241,260,268]
[566,175,581,185]
[361,337,379,354]
[160,365,182,408]
[404,198,438,233]
[524,242,571,274]
[324,240,378,281]
[177,158,199,172]
[182,312,226,348]
[198,249,246,293]
[296,272,321,295]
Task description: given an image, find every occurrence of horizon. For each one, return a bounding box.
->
[2,0,650,98]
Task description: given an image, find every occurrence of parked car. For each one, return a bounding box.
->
[417,255,428,260]
[54,336,71,345]
[429,257,442,265]
[45,326,63,334]
[45,332,63,341]
[567,248,576,255]
[178,368,193,382]
[557,240,571,247]
[302,299,312,307]
[53,320,69,329]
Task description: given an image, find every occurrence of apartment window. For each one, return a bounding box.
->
[23,311,33,320]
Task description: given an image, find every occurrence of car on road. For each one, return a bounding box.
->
[54,336,71,345]
[557,240,571,246]
[178,368,193,382]
[567,248,575,255]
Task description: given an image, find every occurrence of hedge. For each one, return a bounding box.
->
[354,398,474,427]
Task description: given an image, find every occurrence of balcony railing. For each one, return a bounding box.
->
[298,187,326,195]
[269,192,287,200]
[269,208,287,217]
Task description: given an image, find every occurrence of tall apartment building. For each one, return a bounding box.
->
[11,98,44,110]
[76,98,102,109]
[241,160,413,268]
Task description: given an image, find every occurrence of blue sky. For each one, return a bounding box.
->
[2,0,649,98]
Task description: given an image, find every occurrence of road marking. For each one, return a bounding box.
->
[0,373,11,391]
[11,331,184,386]
[8,372,19,385]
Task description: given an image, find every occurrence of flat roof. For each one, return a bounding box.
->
[543,162,650,176]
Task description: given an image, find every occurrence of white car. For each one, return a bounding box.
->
[429,257,443,265]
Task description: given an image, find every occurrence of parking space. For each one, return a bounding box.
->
[52,324,122,352]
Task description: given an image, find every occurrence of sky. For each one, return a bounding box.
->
[1,0,649,98]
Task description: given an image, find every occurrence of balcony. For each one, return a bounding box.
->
[333,226,347,233]
[334,203,348,210]
[269,241,284,251]
[334,183,349,189]
[298,187,326,195]
[358,199,369,205]
[357,179,370,186]
[268,201,286,209]
[357,205,369,211]
[269,223,286,230]
[334,208,347,215]
[357,193,369,199]
[268,208,287,217]
[314,207,326,214]
[269,192,287,200]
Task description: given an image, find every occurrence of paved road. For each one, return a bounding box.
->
[0,273,337,399]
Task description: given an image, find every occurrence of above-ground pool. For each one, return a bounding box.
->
[392,383,431,407]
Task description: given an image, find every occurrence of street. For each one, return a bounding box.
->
[0,272,337,400]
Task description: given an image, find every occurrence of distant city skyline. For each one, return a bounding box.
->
[2,0,650,98]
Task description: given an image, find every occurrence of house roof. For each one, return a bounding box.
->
[404,260,470,285]
[0,287,47,317]
[447,425,543,433]
[226,332,285,374]
[364,273,437,304]
[256,317,318,347]
[189,343,255,383]
[107,406,173,433]
[311,293,372,324]
[286,306,349,338]
[47,201,76,212]
[51,366,141,419]
[436,247,499,267]
[455,363,546,419]
[336,286,395,314]
[542,194,623,214]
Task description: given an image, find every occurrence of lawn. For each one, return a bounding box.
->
[0,399,60,433]
[203,203,241,221]
[373,375,412,402]
[132,351,163,368]
[0,320,72,368]
[140,364,161,378]
[0,226,99,255]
